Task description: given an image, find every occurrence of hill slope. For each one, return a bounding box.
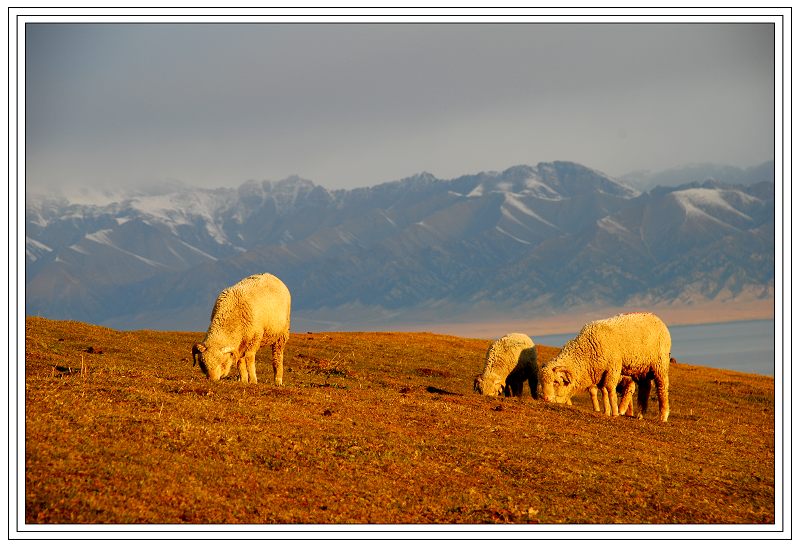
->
[23,318,775,525]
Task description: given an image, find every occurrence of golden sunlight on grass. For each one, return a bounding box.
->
[24,317,774,524]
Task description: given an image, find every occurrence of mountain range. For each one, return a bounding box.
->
[25,161,775,332]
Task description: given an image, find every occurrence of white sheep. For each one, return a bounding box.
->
[474,333,538,397]
[192,273,291,385]
[538,312,671,422]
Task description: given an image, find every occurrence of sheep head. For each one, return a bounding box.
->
[192,342,236,381]
[473,372,505,396]
[538,363,575,404]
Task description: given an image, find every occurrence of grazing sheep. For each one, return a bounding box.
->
[192,273,291,385]
[474,333,538,397]
[538,312,672,422]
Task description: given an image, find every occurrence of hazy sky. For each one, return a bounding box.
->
[25,22,775,192]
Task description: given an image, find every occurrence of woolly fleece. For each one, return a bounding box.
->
[193,273,291,385]
[538,312,671,421]
[474,333,538,397]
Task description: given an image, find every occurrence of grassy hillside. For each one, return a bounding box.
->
[23,317,775,525]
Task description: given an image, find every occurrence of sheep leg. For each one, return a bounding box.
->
[601,387,611,416]
[245,351,258,384]
[655,374,670,422]
[636,379,652,420]
[271,338,286,386]
[609,388,619,417]
[619,388,633,416]
[237,356,249,383]
[528,370,538,399]
[602,376,620,417]
[588,386,601,412]
[618,377,636,416]
[509,377,523,397]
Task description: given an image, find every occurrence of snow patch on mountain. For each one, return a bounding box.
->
[495,226,532,245]
[672,188,754,226]
[26,237,52,261]
[83,228,168,268]
[597,216,631,235]
[84,228,115,246]
[519,177,562,200]
[122,191,233,245]
[467,185,485,198]
[674,188,756,219]
[380,210,397,228]
[67,242,90,255]
[175,240,218,262]
[502,194,558,229]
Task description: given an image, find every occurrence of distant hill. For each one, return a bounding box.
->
[620,161,774,191]
[25,161,774,331]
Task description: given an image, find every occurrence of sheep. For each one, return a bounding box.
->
[192,273,291,385]
[474,333,538,398]
[538,312,671,422]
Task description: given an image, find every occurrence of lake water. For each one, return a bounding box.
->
[535,319,776,377]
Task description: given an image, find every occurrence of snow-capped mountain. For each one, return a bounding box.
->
[25,161,774,330]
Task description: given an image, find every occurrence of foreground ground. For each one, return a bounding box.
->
[23,317,775,525]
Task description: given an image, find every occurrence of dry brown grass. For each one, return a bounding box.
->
[23,317,775,525]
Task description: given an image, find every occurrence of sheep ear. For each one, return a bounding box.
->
[554,366,572,385]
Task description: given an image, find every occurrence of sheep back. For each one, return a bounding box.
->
[207,273,291,348]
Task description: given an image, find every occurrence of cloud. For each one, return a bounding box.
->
[24,22,775,192]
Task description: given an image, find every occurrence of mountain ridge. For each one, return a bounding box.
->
[620,160,774,191]
[25,161,774,332]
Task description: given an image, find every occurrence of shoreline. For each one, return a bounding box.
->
[377,299,775,339]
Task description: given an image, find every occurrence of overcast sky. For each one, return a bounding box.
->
[25,22,775,192]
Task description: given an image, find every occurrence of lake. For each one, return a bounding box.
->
[535,319,776,377]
